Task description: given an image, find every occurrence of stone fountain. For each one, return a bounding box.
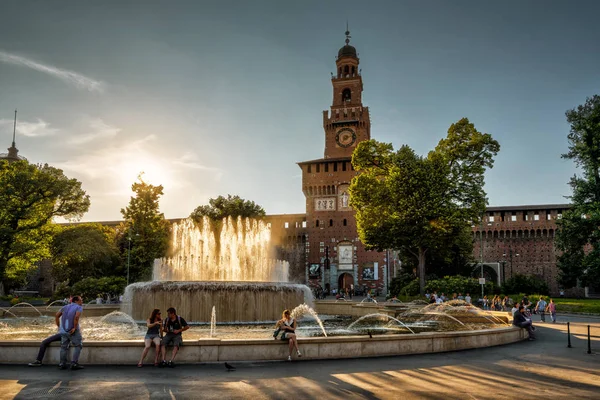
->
[122,216,311,323]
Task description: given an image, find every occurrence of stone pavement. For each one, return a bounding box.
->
[0,314,598,400]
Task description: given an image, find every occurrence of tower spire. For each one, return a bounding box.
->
[345,22,351,45]
[12,109,16,147]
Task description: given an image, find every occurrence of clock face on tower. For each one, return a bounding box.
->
[335,128,357,148]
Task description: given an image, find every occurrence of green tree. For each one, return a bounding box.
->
[51,223,121,285]
[350,118,499,295]
[119,175,170,283]
[190,194,266,222]
[0,161,89,294]
[556,95,600,288]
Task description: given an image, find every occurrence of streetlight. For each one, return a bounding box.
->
[126,230,139,286]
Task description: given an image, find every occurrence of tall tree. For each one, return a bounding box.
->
[190,194,266,222]
[51,223,121,285]
[119,175,170,283]
[0,161,90,294]
[556,95,600,288]
[350,118,499,294]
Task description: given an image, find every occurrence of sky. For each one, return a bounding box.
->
[0,0,598,222]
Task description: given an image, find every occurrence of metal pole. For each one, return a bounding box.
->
[480,219,484,299]
[567,322,572,348]
[588,325,592,354]
[127,233,131,286]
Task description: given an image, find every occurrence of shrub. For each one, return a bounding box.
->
[400,279,420,296]
[503,274,549,295]
[425,275,494,297]
[389,273,416,297]
[54,276,127,302]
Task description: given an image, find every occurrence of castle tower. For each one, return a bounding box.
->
[298,29,387,296]
[323,29,371,159]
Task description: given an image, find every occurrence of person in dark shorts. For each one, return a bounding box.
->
[160,307,189,367]
[138,308,162,367]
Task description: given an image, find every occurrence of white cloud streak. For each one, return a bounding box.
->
[68,118,121,145]
[0,50,105,93]
[0,118,58,137]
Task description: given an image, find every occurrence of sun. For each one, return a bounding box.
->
[118,155,172,189]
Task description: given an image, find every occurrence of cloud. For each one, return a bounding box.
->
[0,50,105,93]
[68,118,121,145]
[0,118,58,137]
[173,152,219,171]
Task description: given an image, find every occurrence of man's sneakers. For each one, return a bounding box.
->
[58,364,68,370]
[287,356,292,361]
[167,361,175,368]
[28,360,42,367]
[297,350,302,358]
[70,363,84,370]
[159,360,167,368]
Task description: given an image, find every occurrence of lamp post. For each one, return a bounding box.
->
[127,231,132,286]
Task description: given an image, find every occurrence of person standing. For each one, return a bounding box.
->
[546,298,557,323]
[56,295,84,370]
[535,297,548,322]
[160,307,189,367]
[465,293,472,305]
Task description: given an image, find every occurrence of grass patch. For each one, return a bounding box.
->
[553,298,600,314]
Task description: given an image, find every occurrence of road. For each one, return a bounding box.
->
[0,314,598,399]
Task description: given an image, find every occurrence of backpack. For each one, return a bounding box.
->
[163,315,182,332]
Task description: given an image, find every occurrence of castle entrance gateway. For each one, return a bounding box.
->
[338,272,353,292]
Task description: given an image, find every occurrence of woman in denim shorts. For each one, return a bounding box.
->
[138,309,162,367]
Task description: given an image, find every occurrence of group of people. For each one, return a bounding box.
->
[425,292,472,305]
[28,301,303,368]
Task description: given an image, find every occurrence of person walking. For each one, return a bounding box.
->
[160,307,189,368]
[535,297,548,322]
[56,295,84,370]
[546,298,557,323]
[275,309,302,361]
[138,309,162,367]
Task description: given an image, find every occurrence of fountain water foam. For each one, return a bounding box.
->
[290,304,327,337]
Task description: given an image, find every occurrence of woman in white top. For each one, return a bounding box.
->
[275,309,302,361]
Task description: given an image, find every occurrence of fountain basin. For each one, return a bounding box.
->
[123,281,312,323]
[0,326,527,364]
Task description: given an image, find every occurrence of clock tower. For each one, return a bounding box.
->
[323,29,371,158]
[298,29,387,298]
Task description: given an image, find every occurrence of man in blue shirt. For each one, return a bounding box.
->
[55,295,84,370]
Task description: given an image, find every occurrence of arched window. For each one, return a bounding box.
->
[316,220,320,228]
[343,219,347,226]
[344,65,349,76]
[342,88,351,103]
[351,66,355,76]
[329,219,333,227]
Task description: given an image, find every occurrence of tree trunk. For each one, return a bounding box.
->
[418,247,427,296]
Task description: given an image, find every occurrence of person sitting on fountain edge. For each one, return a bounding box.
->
[28,298,71,367]
[274,309,302,361]
[160,307,189,368]
[57,295,84,370]
[513,304,536,340]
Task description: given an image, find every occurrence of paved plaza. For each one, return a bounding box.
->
[0,314,598,400]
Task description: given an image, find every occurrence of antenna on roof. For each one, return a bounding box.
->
[12,109,17,147]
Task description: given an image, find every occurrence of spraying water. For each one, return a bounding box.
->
[0,307,19,318]
[6,302,43,317]
[290,304,327,337]
[347,313,416,334]
[210,306,216,337]
[153,217,289,282]
[45,300,67,309]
